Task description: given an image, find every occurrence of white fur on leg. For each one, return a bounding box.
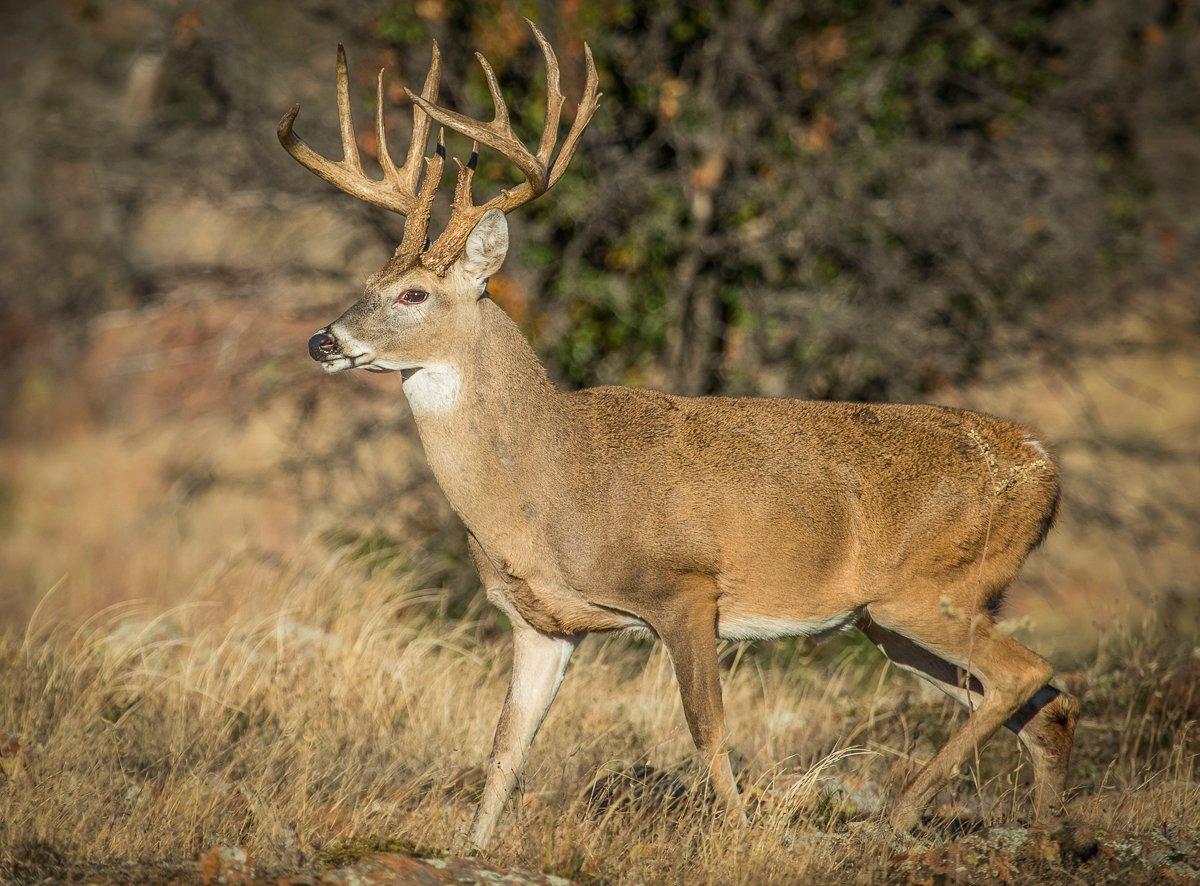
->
[467,611,578,850]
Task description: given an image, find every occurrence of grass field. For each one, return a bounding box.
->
[1,291,1197,883]
[1,548,1197,883]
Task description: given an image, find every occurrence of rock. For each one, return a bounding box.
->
[199,845,253,885]
[816,774,884,817]
[123,52,165,125]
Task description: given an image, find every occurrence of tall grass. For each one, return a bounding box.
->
[1,543,1196,882]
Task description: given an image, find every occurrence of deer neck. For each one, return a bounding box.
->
[402,300,571,568]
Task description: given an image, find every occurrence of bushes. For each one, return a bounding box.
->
[378,0,1197,398]
[0,1,1195,403]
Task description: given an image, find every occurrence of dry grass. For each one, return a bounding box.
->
[1,294,1197,882]
[1,540,1197,883]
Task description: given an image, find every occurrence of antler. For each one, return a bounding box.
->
[277,43,445,263]
[278,23,600,274]
[407,18,602,273]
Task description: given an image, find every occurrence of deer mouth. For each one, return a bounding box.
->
[318,353,407,374]
[315,352,364,372]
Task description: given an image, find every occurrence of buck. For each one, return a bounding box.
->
[278,22,1079,849]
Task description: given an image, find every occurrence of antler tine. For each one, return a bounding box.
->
[397,42,441,195]
[335,45,363,174]
[526,18,564,168]
[376,44,441,193]
[407,89,545,193]
[407,19,552,194]
[375,68,401,186]
[278,44,444,219]
[450,141,481,209]
[548,42,601,189]
[394,129,445,263]
[475,53,511,130]
[414,20,601,273]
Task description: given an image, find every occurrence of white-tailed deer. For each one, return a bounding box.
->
[278,22,1078,849]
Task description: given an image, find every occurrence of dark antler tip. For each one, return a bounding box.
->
[435,142,446,158]
[468,152,478,170]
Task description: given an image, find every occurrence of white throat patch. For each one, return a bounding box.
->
[403,363,462,415]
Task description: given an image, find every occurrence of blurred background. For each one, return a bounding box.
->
[1,0,1197,651]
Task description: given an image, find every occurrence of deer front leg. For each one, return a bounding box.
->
[650,587,743,818]
[465,617,579,851]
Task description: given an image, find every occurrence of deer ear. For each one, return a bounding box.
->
[458,209,509,285]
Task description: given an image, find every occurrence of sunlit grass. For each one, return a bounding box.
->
[1,545,1196,882]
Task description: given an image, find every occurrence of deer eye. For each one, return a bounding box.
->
[396,289,429,306]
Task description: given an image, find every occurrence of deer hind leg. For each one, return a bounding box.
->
[859,616,1077,825]
[647,581,743,818]
[861,602,1057,832]
[1007,681,1078,823]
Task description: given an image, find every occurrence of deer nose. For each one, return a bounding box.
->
[308,330,340,361]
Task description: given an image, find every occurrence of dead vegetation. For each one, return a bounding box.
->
[0,543,1197,884]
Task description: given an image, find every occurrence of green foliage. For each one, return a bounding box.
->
[372,0,1192,399]
[322,528,409,577]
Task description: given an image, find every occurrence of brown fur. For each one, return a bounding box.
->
[414,304,1060,640]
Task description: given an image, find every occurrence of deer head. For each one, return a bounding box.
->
[279,21,600,375]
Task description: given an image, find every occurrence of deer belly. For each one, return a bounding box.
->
[717,610,857,641]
